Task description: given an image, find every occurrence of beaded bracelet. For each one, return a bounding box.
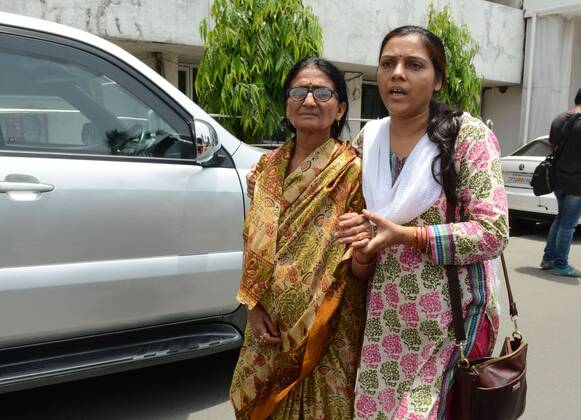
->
[411,226,419,249]
[423,226,431,254]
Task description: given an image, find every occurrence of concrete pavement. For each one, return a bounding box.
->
[1,224,579,419]
[494,225,581,420]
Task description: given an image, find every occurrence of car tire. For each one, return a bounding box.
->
[509,213,537,232]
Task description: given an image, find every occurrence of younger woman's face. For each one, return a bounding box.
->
[376,34,442,118]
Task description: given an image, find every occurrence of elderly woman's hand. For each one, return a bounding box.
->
[358,210,410,255]
[247,303,281,345]
[246,164,257,199]
[336,212,375,249]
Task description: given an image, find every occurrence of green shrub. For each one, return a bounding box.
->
[196,0,323,143]
[427,3,482,116]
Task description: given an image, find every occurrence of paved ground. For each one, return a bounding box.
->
[494,224,581,420]
[1,223,580,420]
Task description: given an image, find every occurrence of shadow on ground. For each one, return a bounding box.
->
[514,265,580,285]
[510,220,581,241]
[0,349,240,420]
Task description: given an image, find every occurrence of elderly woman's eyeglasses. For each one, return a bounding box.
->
[287,87,337,102]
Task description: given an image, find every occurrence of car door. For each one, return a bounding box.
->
[0,29,244,347]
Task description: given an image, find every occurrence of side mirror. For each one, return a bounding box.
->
[194,119,220,163]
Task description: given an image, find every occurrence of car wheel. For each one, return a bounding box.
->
[509,214,537,232]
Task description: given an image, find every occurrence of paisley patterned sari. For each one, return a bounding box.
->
[230,138,366,420]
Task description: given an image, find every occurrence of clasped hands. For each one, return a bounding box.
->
[335,210,407,261]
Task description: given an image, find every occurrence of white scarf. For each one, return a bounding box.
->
[362,117,442,224]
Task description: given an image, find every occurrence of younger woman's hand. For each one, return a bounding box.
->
[247,304,281,345]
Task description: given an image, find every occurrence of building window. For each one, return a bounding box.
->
[361,82,388,122]
[178,65,198,103]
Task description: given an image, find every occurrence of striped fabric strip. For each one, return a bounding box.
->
[427,224,455,265]
[437,260,489,419]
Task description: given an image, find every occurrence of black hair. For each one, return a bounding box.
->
[379,26,463,205]
[575,88,581,106]
[282,57,349,139]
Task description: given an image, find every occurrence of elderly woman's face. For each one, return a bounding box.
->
[376,34,442,118]
[286,66,346,138]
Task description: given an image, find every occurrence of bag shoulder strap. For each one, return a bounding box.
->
[445,204,466,343]
[440,115,520,349]
[444,192,520,350]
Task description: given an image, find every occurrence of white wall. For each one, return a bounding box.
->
[482,86,523,154]
[489,0,522,7]
[0,0,527,137]
[304,0,525,85]
[524,0,581,15]
[0,0,211,46]
[0,0,525,87]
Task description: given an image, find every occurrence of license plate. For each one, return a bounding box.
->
[505,172,532,187]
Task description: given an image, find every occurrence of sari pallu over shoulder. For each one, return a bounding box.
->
[231,138,366,420]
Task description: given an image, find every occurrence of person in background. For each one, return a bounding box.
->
[335,26,508,419]
[540,88,581,277]
[229,57,368,419]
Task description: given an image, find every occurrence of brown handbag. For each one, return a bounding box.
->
[446,206,527,419]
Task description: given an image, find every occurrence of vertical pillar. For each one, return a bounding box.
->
[344,71,363,139]
[133,51,180,89]
[521,14,575,144]
[162,52,179,88]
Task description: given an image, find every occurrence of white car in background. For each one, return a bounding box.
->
[501,136,580,227]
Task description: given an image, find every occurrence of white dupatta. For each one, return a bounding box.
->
[362,117,442,224]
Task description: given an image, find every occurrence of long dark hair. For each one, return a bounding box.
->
[283,57,349,139]
[380,26,463,206]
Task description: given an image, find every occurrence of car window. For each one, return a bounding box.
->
[0,35,192,160]
[511,140,551,157]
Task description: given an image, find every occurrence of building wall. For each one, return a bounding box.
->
[0,0,526,145]
[482,86,524,154]
[0,0,211,46]
[304,0,525,85]
[489,0,522,7]
[0,0,524,86]
[524,0,581,15]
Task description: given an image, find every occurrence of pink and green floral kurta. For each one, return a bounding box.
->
[353,115,509,419]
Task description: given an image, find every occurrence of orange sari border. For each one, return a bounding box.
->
[250,291,343,419]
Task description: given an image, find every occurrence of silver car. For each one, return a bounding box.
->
[0,12,262,392]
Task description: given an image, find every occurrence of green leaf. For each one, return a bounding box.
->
[427,2,482,116]
[196,0,323,143]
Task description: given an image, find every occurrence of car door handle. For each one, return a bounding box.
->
[0,181,54,193]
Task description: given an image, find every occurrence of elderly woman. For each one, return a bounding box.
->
[229,57,367,420]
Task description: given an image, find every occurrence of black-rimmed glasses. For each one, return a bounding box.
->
[287,86,337,102]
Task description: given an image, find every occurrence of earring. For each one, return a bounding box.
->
[336,119,341,128]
